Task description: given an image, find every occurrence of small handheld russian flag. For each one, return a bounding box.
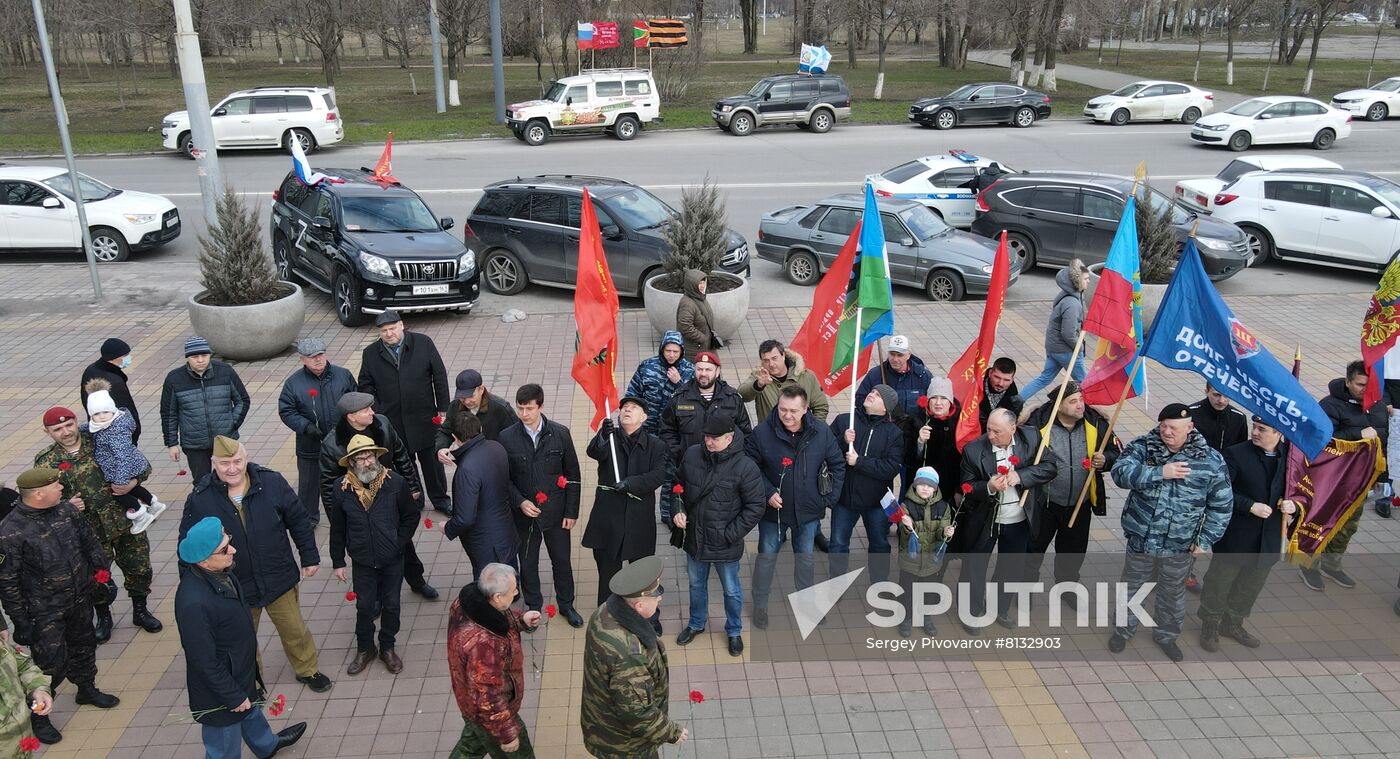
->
[879,489,906,524]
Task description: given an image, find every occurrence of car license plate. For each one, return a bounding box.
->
[413,284,449,295]
[165,217,178,228]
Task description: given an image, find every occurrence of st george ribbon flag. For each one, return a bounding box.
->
[1080,195,1145,406]
[788,222,873,396]
[1142,239,1333,458]
[572,188,621,430]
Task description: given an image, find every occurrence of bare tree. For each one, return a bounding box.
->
[282,0,348,84]
[1300,0,1341,93]
[1222,0,1262,85]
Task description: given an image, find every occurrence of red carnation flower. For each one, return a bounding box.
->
[275,694,286,706]
[689,690,705,704]
[544,604,558,619]
[557,475,569,488]
[424,518,433,529]
[997,465,1009,475]
[1082,457,1094,470]
[269,703,283,716]
[917,395,929,409]
[19,736,41,752]
[672,484,684,494]
[535,491,548,504]
[781,457,794,467]
[308,389,318,397]
[177,468,188,476]
[961,483,973,494]
[432,414,446,425]
[58,461,72,471]
[94,569,112,584]
[345,591,357,602]
[1009,456,1020,466]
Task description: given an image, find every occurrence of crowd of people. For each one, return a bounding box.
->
[0,261,1390,758]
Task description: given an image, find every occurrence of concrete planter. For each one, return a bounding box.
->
[643,272,750,339]
[187,283,306,361]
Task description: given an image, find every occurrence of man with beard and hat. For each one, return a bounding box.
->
[278,337,357,528]
[180,437,333,693]
[581,556,688,757]
[1108,404,1231,662]
[330,435,421,675]
[357,310,452,514]
[321,391,436,600]
[175,517,307,759]
[34,406,160,643]
[0,467,120,746]
[1199,417,1295,653]
[1023,382,1121,599]
[625,332,694,524]
[581,396,669,629]
[659,351,752,529]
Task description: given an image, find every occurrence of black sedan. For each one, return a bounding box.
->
[909,83,1052,130]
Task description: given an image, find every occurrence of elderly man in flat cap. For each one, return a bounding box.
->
[35,405,161,643]
[179,437,333,692]
[329,435,421,675]
[581,556,687,758]
[357,310,453,514]
[278,336,357,528]
[1108,403,1232,662]
[321,391,436,600]
[176,516,307,759]
[0,467,120,746]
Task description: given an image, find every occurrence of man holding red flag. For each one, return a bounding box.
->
[572,188,621,431]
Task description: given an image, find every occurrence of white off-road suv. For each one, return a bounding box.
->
[506,69,661,146]
[160,85,344,159]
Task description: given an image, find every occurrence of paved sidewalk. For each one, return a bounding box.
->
[4,263,1400,758]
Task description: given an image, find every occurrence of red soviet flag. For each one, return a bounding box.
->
[947,231,1010,451]
[572,188,620,431]
[789,222,872,397]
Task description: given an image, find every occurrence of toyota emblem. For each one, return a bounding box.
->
[423,264,436,276]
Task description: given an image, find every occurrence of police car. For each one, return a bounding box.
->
[866,150,1014,228]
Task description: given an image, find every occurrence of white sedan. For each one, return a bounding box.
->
[1190,96,1352,152]
[0,166,180,262]
[865,150,1014,228]
[1084,80,1214,125]
[1331,76,1400,122]
[1174,155,1342,212]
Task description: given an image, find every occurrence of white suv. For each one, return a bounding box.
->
[1210,169,1400,271]
[506,69,660,146]
[161,86,344,159]
[0,166,180,262]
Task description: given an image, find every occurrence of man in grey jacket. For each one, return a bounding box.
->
[1020,260,1090,402]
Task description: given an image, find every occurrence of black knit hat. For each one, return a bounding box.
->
[100,338,130,360]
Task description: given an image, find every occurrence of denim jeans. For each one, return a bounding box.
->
[201,710,278,759]
[752,519,820,610]
[1020,351,1088,402]
[827,504,892,584]
[686,557,743,637]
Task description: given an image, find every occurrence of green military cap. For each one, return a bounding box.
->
[15,467,61,489]
[212,436,241,458]
[610,555,664,598]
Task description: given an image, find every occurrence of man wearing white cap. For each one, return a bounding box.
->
[856,335,934,420]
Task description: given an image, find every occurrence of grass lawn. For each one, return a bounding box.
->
[0,48,1101,156]
[1060,47,1395,99]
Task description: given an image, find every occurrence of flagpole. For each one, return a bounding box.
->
[1068,354,1145,528]
[850,307,864,453]
[603,399,622,483]
[1015,330,1088,509]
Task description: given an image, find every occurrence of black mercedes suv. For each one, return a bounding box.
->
[270,169,479,326]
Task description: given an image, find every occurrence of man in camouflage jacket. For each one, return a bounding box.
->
[0,467,121,745]
[1,612,55,750]
[581,556,686,759]
[34,407,160,642]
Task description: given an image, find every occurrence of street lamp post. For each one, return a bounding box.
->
[30,0,101,298]
[172,0,223,231]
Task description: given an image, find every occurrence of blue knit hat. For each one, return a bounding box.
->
[184,335,212,357]
[179,516,225,563]
[913,467,940,488]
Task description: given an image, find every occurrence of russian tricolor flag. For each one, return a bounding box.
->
[289,137,340,186]
[577,22,596,50]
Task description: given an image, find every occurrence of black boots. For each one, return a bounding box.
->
[1199,619,1220,652]
[30,714,62,744]
[93,605,113,644]
[131,596,163,633]
[75,684,120,708]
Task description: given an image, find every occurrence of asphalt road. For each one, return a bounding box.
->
[4,118,1398,315]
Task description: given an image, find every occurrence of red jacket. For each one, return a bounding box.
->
[447,585,528,744]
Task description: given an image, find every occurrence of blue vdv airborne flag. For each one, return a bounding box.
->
[1142,240,1333,459]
